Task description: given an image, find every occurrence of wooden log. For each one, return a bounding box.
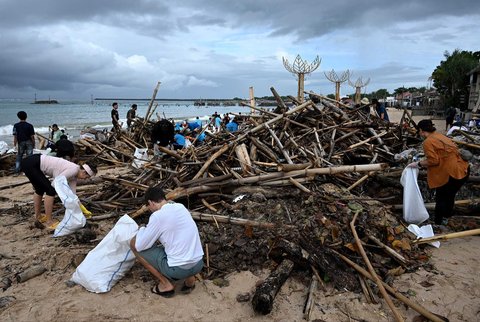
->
[249,136,279,162]
[16,265,47,283]
[411,228,480,245]
[251,259,295,315]
[191,211,283,229]
[234,143,253,174]
[350,212,404,322]
[270,87,288,112]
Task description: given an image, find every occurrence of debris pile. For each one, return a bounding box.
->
[2,86,479,321]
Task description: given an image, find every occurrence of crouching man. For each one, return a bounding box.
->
[130,187,204,298]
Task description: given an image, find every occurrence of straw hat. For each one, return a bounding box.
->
[360,97,370,105]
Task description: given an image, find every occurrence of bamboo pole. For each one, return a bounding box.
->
[234,100,313,144]
[350,211,404,322]
[411,228,480,245]
[392,198,480,210]
[192,144,229,180]
[334,251,444,322]
[143,81,161,125]
[264,123,292,164]
[368,235,408,265]
[451,139,480,149]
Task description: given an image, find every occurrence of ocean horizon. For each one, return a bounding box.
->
[0,98,251,146]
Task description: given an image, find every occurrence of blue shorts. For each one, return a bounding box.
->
[138,245,203,280]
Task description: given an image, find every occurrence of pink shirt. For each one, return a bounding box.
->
[40,155,80,192]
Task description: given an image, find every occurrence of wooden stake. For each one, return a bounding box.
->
[350,211,404,322]
[411,228,480,245]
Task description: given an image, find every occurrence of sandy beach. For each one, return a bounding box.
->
[1,109,479,322]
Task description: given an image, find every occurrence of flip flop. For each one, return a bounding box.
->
[45,221,59,231]
[37,215,48,223]
[151,285,175,298]
[180,282,195,294]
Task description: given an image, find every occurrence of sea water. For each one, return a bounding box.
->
[0,99,250,146]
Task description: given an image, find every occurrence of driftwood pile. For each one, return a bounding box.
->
[57,87,464,321]
[3,84,479,321]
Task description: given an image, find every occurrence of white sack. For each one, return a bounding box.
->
[71,214,138,293]
[407,224,440,248]
[0,141,8,155]
[53,176,86,237]
[132,147,149,168]
[400,167,430,224]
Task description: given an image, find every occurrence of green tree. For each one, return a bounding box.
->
[373,88,390,98]
[431,49,480,109]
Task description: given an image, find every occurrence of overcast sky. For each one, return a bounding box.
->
[0,0,479,100]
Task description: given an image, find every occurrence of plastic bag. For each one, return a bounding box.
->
[407,224,440,248]
[0,141,8,155]
[53,176,86,237]
[400,167,429,224]
[70,215,138,293]
[132,147,149,168]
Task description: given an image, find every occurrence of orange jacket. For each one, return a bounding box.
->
[423,132,469,188]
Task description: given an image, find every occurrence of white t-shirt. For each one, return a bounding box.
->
[135,202,204,267]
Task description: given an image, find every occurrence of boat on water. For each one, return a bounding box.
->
[33,99,59,104]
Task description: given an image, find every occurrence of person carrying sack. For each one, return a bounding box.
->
[408,119,469,225]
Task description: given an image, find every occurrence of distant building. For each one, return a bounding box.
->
[395,92,413,107]
[467,63,480,112]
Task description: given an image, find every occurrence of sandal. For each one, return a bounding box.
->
[37,215,48,224]
[180,282,195,294]
[45,221,59,231]
[151,285,175,298]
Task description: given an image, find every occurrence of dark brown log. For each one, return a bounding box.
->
[16,265,47,283]
[251,259,294,315]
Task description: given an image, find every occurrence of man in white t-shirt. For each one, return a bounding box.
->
[130,187,204,298]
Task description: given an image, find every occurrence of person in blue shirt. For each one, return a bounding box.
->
[226,119,239,132]
[173,132,186,150]
[372,98,389,122]
[195,116,202,128]
[187,121,200,132]
[215,115,222,132]
[194,132,206,145]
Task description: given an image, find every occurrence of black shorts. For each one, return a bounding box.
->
[21,154,56,196]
